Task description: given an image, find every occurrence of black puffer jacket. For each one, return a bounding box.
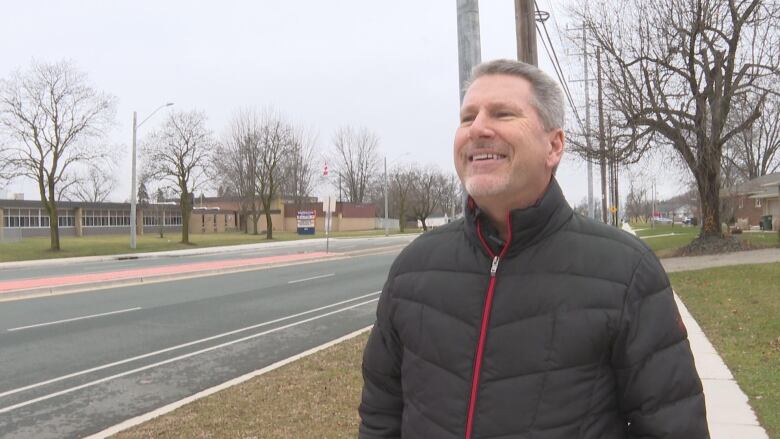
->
[359,179,708,439]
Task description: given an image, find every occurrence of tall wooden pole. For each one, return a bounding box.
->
[597,48,608,223]
[515,0,538,65]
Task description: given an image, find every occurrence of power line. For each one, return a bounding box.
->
[544,0,568,52]
[533,6,584,133]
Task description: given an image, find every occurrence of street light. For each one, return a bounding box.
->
[130,102,174,249]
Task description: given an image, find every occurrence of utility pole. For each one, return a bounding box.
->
[608,115,619,226]
[596,47,608,224]
[582,26,594,220]
[515,0,537,65]
[457,0,481,103]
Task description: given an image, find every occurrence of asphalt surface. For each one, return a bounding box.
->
[0,238,407,438]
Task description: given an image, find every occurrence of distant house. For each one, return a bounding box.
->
[723,172,780,230]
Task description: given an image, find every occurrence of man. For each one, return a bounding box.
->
[358,59,708,439]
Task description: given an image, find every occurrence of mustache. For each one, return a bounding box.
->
[463,141,509,153]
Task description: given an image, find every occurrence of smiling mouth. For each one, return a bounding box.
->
[469,153,507,162]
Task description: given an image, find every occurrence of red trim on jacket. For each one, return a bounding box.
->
[465,212,512,439]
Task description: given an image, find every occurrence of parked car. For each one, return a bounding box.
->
[652,216,672,224]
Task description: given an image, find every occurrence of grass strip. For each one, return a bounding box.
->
[0,229,420,262]
[629,224,778,257]
[113,332,368,438]
[670,263,780,437]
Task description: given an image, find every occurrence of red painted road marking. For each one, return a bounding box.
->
[0,252,334,293]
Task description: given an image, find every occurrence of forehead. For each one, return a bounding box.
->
[461,74,535,110]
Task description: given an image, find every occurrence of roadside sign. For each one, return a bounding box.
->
[610,206,617,214]
[296,210,316,235]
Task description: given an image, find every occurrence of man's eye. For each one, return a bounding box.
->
[460,115,475,124]
[496,111,513,118]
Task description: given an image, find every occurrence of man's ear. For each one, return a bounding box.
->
[546,128,564,169]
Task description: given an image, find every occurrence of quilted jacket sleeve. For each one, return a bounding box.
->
[358,274,404,439]
[612,250,709,438]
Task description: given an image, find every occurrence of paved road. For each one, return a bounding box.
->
[0,244,402,438]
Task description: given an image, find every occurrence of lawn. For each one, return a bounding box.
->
[113,263,780,438]
[113,331,369,438]
[0,229,419,263]
[670,263,780,437]
[631,223,779,257]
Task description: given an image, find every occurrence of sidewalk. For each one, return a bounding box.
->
[623,223,778,438]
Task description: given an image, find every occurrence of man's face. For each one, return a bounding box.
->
[454,74,563,209]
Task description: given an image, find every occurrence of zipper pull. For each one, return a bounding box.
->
[490,256,500,277]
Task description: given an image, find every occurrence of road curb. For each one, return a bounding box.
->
[84,325,374,439]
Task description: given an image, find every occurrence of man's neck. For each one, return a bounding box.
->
[472,180,552,241]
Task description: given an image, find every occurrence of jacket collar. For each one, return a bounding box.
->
[464,178,573,257]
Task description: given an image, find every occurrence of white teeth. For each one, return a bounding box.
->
[471,153,505,161]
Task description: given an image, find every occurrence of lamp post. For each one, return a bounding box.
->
[130,102,174,249]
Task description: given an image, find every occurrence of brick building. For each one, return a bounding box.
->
[723,172,780,230]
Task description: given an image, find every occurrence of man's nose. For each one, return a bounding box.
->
[469,110,495,139]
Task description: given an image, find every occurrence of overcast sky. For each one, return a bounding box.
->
[0,0,685,206]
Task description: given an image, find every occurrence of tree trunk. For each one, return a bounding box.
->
[181,192,191,244]
[44,201,60,251]
[252,214,260,235]
[696,166,722,238]
[265,211,273,240]
[421,217,428,231]
[48,210,60,251]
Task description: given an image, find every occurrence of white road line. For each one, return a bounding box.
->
[86,325,374,439]
[0,291,380,400]
[0,297,379,415]
[287,273,335,284]
[7,308,142,332]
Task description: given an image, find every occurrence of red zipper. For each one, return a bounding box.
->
[465,214,512,439]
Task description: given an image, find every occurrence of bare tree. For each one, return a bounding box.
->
[65,165,117,203]
[572,0,780,240]
[255,111,294,240]
[436,172,463,220]
[215,109,262,234]
[409,166,441,231]
[281,126,317,206]
[0,60,116,250]
[141,110,214,244]
[724,89,780,180]
[137,177,150,207]
[331,126,380,204]
[0,142,12,190]
[389,164,415,233]
[624,182,651,222]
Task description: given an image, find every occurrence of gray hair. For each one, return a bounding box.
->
[466,59,565,131]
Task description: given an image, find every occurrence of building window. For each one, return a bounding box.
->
[165,212,182,226]
[3,208,50,228]
[755,198,761,207]
[81,209,131,227]
[57,209,74,227]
